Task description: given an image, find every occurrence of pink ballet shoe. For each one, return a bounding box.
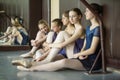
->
[12,59,32,68]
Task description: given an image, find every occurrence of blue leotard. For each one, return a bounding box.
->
[74,38,84,53]
[79,26,102,70]
[14,28,29,45]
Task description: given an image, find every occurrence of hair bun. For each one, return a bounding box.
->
[91,3,103,15]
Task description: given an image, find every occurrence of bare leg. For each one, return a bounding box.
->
[29,31,45,54]
[17,59,86,71]
[20,31,44,57]
[32,31,55,60]
[52,54,65,61]
[20,46,38,58]
[21,31,55,57]
[35,31,71,64]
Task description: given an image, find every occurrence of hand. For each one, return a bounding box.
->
[31,40,35,46]
[79,55,88,60]
[31,39,35,43]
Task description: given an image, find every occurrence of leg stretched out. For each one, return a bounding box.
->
[17,58,86,71]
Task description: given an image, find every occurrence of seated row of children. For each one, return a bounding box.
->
[12,3,103,72]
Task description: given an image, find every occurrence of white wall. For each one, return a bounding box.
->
[59,0,81,18]
[51,0,60,21]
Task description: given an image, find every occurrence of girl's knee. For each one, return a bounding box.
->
[46,31,54,43]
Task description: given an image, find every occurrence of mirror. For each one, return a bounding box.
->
[0,0,30,47]
[0,11,29,46]
[0,0,43,50]
[0,0,29,51]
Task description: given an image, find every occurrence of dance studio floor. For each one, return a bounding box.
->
[0,50,120,80]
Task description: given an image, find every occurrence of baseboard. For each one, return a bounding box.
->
[107,58,120,69]
[0,45,30,51]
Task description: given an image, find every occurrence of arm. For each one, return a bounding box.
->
[37,31,47,43]
[80,38,86,52]
[32,31,47,47]
[35,31,44,40]
[37,35,47,44]
[51,27,84,48]
[74,36,100,58]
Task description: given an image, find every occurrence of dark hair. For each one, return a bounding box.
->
[90,3,103,15]
[62,10,69,18]
[70,8,82,17]
[14,16,24,25]
[52,18,63,29]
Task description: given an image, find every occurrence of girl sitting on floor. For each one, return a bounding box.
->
[20,20,50,58]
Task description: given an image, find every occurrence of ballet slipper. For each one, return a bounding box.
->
[12,59,32,68]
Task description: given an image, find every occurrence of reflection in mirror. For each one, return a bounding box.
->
[0,11,29,46]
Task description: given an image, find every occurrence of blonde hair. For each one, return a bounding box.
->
[38,20,50,31]
[11,16,24,27]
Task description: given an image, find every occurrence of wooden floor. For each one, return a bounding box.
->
[0,50,120,80]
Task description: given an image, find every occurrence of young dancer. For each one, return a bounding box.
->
[20,20,49,58]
